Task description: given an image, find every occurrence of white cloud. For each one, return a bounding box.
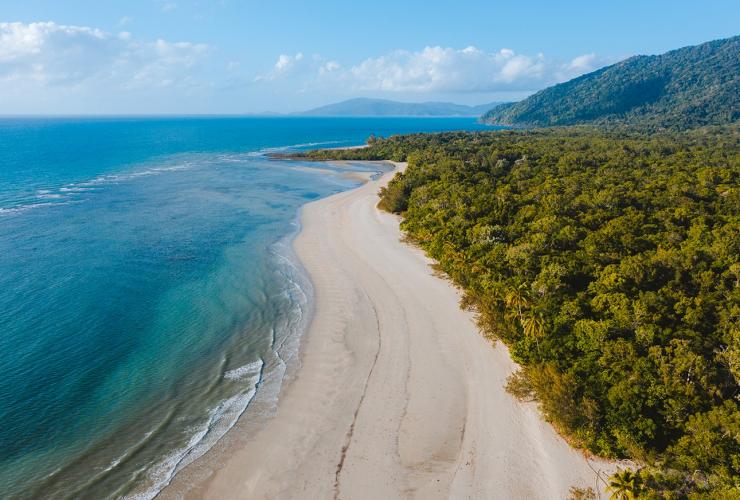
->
[257,45,606,94]
[275,52,302,71]
[319,60,340,75]
[344,46,597,92]
[0,24,609,113]
[567,53,597,71]
[0,22,116,85]
[255,52,305,81]
[0,21,208,89]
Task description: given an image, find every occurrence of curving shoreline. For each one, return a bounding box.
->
[164,161,617,499]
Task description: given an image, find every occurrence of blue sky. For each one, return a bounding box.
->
[0,0,737,114]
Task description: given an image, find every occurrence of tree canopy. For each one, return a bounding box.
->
[305,126,739,497]
[481,36,740,130]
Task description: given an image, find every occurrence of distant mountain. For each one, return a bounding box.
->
[482,35,739,129]
[299,98,502,117]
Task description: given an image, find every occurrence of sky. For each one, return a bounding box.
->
[0,0,737,114]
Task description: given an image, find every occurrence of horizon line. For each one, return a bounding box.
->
[0,113,494,119]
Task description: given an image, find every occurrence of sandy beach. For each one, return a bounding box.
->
[174,162,617,499]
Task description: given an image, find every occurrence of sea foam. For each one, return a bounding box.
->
[125,359,264,500]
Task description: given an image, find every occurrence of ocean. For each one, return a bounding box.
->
[0,116,494,498]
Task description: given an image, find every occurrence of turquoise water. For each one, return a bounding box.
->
[0,117,494,498]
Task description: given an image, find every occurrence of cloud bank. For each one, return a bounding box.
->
[260,45,604,94]
[0,21,208,90]
[0,20,609,112]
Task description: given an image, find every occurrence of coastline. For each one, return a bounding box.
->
[163,161,617,499]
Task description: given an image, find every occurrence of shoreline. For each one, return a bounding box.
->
[156,162,384,499]
[162,161,617,499]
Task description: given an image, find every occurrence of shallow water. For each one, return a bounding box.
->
[0,116,495,498]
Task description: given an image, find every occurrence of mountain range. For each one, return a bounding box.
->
[298,98,502,117]
[483,35,739,129]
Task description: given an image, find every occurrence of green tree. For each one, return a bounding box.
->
[305,124,740,497]
[520,311,546,352]
[606,469,640,500]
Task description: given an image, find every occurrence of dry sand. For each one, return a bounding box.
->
[176,162,617,499]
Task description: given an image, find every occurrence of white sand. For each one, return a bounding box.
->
[177,162,616,499]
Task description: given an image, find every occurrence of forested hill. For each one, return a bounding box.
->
[482,36,739,129]
[298,126,740,497]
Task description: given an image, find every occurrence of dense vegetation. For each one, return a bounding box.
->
[301,127,739,497]
[481,36,739,130]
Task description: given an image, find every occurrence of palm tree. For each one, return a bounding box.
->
[504,283,530,321]
[521,311,546,353]
[606,468,639,500]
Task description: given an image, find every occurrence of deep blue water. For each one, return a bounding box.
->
[0,117,494,498]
